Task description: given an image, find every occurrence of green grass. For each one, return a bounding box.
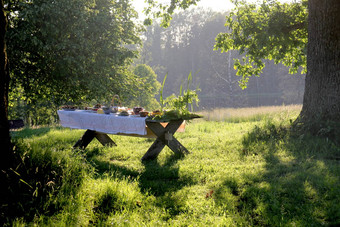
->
[199,105,302,122]
[3,106,340,226]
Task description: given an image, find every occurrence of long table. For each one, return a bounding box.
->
[57,110,188,160]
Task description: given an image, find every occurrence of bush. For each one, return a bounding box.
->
[0,139,92,225]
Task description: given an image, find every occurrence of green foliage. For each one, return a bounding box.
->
[3,109,340,226]
[159,73,167,112]
[1,129,93,224]
[154,72,201,121]
[140,7,305,110]
[8,85,59,125]
[6,0,142,122]
[144,0,201,27]
[128,64,161,110]
[214,0,308,88]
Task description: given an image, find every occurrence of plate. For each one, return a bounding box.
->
[62,108,76,111]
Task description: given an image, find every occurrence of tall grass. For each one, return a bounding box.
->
[199,104,302,122]
[3,105,339,226]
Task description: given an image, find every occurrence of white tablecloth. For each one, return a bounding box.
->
[57,110,147,135]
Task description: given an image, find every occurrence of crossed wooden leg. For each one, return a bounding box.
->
[73,130,117,149]
[141,120,189,161]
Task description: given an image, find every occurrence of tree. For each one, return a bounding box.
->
[215,0,308,88]
[0,0,11,170]
[215,0,339,136]
[130,64,161,110]
[142,8,301,108]
[6,0,142,113]
[147,0,340,139]
[0,0,143,167]
[300,0,340,133]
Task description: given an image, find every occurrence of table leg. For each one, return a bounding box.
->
[95,132,117,147]
[73,130,116,149]
[73,130,96,149]
[142,120,189,160]
[141,138,166,160]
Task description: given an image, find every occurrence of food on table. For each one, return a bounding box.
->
[118,107,127,112]
[111,106,119,113]
[61,105,76,111]
[118,110,129,116]
[133,107,144,115]
[152,110,162,116]
[97,109,104,114]
[92,103,102,111]
[102,106,111,114]
[139,111,149,117]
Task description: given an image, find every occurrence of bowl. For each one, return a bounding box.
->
[111,106,119,113]
[102,107,111,114]
[119,111,129,116]
[139,111,149,117]
[133,107,144,115]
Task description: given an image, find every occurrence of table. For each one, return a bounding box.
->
[57,110,188,160]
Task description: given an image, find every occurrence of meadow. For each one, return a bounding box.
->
[3,105,340,226]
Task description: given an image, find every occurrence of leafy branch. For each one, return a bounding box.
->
[153,72,201,121]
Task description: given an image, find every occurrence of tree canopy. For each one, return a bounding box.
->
[144,0,200,27]
[129,64,161,110]
[141,8,305,108]
[6,0,142,106]
[214,0,308,88]
[145,0,339,140]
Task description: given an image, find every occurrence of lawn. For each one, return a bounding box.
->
[3,105,340,226]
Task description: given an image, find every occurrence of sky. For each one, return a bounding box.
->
[131,0,294,20]
[132,0,234,20]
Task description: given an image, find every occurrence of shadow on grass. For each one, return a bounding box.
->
[139,153,192,196]
[85,148,193,218]
[214,121,340,226]
[10,126,51,139]
[0,141,89,225]
[87,150,192,197]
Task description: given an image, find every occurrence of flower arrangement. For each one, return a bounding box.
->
[151,72,202,121]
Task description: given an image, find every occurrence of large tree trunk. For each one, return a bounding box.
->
[298,0,340,134]
[0,0,12,170]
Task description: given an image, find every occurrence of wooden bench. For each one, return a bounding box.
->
[73,119,188,161]
[58,110,189,161]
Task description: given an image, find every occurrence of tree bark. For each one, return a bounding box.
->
[0,0,12,170]
[298,0,340,131]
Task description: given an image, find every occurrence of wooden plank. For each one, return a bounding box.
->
[113,122,185,138]
[167,137,189,155]
[95,132,117,147]
[73,130,96,149]
[72,120,187,161]
[141,138,166,161]
[163,120,189,154]
[163,120,184,134]
[142,120,188,160]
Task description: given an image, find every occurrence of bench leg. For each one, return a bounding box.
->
[73,130,116,149]
[141,138,166,161]
[73,130,96,149]
[142,120,189,161]
[95,132,117,147]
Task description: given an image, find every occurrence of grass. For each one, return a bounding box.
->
[199,104,302,122]
[2,105,339,226]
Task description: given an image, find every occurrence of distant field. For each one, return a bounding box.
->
[4,105,339,226]
[199,104,302,122]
